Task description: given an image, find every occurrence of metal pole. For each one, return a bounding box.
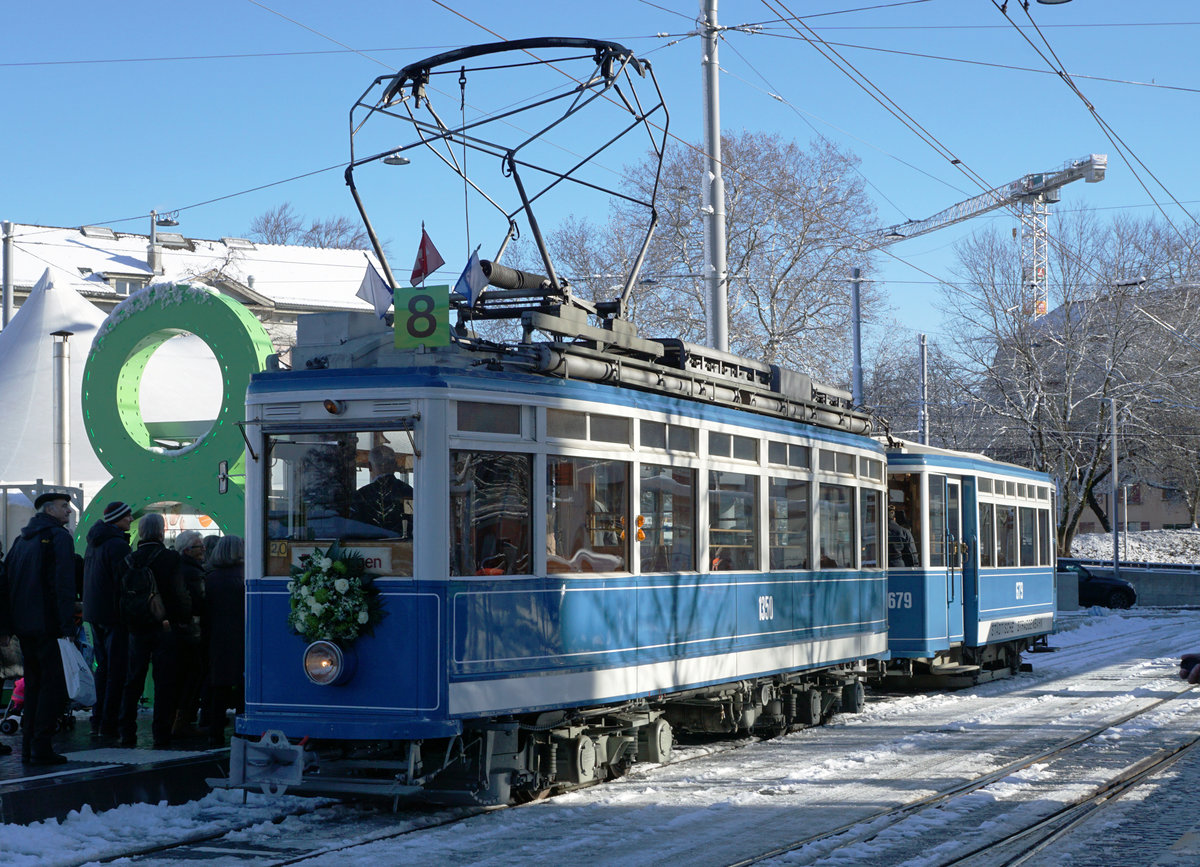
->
[918,333,929,444]
[700,0,728,352]
[1109,397,1119,580]
[52,331,72,487]
[2,220,13,328]
[851,267,863,405]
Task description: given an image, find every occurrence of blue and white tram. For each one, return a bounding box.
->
[223,315,891,804]
[883,441,1057,681]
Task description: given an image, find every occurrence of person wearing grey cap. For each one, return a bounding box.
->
[0,491,77,764]
[82,501,134,739]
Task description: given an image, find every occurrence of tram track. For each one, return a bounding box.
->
[948,735,1200,866]
[725,683,1199,867]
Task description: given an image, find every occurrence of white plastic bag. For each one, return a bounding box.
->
[58,637,97,707]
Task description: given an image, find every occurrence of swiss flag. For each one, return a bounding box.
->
[410,226,445,286]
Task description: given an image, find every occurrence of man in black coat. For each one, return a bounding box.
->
[117,513,191,748]
[82,501,133,739]
[349,444,413,537]
[0,491,77,764]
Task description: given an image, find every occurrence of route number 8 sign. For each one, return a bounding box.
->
[394,284,450,349]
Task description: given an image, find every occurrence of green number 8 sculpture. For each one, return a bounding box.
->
[77,283,274,549]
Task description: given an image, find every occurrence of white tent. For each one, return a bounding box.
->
[0,270,220,507]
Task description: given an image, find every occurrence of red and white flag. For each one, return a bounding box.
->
[409,224,445,286]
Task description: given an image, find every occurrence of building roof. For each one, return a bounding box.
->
[5,223,380,313]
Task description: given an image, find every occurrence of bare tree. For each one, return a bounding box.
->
[248,203,305,245]
[248,203,369,249]
[529,132,881,383]
[939,208,1200,553]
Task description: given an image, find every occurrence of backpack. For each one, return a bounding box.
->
[120,548,167,633]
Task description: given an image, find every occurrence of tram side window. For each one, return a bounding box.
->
[929,475,947,567]
[450,451,532,576]
[996,504,1018,568]
[769,477,810,570]
[640,465,696,572]
[979,502,995,568]
[1038,508,1051,565]
[547,456,629,573]
[265,430,415,577]
[818,483,856,568]
[860,488,882,568]
[1019,506,1038,566]
[709,471,758,571]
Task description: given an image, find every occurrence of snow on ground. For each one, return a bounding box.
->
[2,608,1196,866]
[1071,528,1200,563]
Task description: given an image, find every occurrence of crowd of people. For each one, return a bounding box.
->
[0,494,245,764]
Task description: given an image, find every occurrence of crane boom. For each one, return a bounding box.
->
[867,153,1106,249]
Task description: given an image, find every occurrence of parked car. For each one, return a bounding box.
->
[1059,563,1137,609]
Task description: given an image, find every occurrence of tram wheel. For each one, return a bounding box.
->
[639,717,673,764]
[512,785,552,804]
[841,681,866,714]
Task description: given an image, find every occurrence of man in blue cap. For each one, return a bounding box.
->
[0,491,78,764]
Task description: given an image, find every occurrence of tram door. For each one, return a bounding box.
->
[928,476,965,646]
[945,481,964,644]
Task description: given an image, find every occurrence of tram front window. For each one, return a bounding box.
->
[265,430,415,577]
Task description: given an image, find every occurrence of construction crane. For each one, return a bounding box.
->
[866,153,1107,316]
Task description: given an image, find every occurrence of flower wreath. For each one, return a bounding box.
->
[288,542,385,644]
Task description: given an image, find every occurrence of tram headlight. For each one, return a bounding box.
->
[303,640,357,686]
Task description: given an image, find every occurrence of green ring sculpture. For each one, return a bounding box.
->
[77,283,274,551]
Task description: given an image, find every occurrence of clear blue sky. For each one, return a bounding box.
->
[4,1,1197,350]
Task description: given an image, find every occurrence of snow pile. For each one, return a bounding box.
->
[1071,528,1200,564]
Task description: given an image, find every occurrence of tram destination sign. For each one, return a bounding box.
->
[394,284,450,349]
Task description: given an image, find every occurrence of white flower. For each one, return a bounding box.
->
[286,581,295,592]
[300,585,310,597]
[319,557,333,570]
[334,578,350,594]
[357,610,369,624]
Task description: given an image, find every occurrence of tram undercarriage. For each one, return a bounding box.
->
[222,665,875,806]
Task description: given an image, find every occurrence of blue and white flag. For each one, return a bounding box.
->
[454,248,488,308]
[356,259,393,319]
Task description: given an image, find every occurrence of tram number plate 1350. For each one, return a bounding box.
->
[394,284,451,349]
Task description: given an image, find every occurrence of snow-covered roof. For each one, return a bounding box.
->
[5,223,378,314]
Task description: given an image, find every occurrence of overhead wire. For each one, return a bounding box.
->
[993,0,1199,239]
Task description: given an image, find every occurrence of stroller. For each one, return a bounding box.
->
[1,677,24,735]
[0,676,79,737]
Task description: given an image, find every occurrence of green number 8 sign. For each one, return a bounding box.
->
[76,283,274,550]
[394,284,449,349]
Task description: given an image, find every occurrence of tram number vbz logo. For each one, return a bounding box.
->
[394,284,450,350]
[758,595,774,621]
